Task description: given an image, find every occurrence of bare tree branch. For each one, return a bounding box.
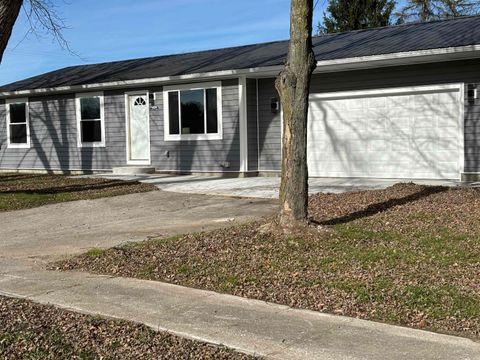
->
[22,0,81,57]
[0,0,80,64]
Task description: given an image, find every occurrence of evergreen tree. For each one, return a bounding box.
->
[318,0,396,34]
[396,0,480,23]
[439,0,480,17]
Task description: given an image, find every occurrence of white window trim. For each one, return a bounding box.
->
[6,98,30,149]
[75,91,105,148]
[238,76,248,172]
[163,81,223,141]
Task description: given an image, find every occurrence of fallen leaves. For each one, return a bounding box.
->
[0,296,253,359]
[53,183,480,340]
[0,173,157,212]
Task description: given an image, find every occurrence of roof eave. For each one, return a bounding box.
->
[314,44,480,73]
[1,45,480,98]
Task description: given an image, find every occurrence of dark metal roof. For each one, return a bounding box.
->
[2,15,480,92]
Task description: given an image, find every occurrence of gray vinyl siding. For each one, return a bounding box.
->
[257,58,480,174]
[465,83,480,173]
[257,78,281,171]
[246,78,258,171]
[0,100,5,161]
[0,93,125,171]
[0,79,240,172]
[150,79,240,172]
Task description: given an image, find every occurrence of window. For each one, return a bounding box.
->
[6,99,30,148]
[134,97,146,106]
[76,92,105,147]
[163,82,222,141]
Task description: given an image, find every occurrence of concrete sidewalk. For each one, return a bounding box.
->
[1,263,479,360]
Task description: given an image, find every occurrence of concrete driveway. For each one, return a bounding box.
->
[0,190,276,262]
[86,174,460,198]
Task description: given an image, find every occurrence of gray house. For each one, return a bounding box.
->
[1,16,480,181]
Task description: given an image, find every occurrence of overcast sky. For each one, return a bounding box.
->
[0,0,405,86]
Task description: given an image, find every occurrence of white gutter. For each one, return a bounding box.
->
[1,45,480,98]
[313,44,480,73]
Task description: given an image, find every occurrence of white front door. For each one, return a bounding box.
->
[307,85,463,180]
[127,93,150,164]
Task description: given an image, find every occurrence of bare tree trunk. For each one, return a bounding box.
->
[275,0,316,227]
[0,0,23,63]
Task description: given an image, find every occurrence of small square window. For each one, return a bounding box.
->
[80,97,101,120]
[81,120,102,142]
[9,124,27,144]
[10,103,26,123]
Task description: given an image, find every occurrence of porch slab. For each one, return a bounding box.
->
[85,174,461,199]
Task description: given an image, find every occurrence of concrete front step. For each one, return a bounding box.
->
[112,166,155,175]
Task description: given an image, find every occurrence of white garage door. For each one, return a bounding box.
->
[307,85,463,180]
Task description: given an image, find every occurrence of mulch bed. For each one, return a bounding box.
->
[0,173,157,211]
[0,296,254,359]
[52,183,480,340]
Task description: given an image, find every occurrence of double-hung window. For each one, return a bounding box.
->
[6,98,30,148]
[163,82,222,141]
[76,92,105,147]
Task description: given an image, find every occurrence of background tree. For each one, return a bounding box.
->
[318,0,396,34]
[275,0,316,226]
[437,0,480,16]
[396,0,480,22]
[0,0,70,63]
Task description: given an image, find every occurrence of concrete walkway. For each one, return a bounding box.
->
[85,174,461,198]
[1,264,479,360]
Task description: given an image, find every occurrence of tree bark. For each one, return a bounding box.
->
[275,0,316,226]
[0,0,23,63]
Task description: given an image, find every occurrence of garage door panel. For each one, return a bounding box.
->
[388,95,411,108]
[413,115,436,129]
[411,151,457,166]
[438,92,458,104]
[346,98,366,110]
[368,97,388,108]
[373,151,411,162]
[368,117,387,130]
[436,126,458,137]
[413,127,437,137]
[369,139,389,152]
[391,139,410,152]
[308,86,461,179]
[437,137,458,151]
[344,118,367,133]
[414,93,438,106]
[411,138,436,152]
[438,113,459,127]
[389,117,411,130]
